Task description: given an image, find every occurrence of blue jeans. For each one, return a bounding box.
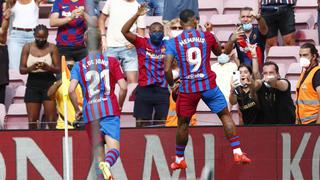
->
[8,30,34,69]
[137,0,164,16]
[106,46,138,72]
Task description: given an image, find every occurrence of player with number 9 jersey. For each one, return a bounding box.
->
[70,53,124,123]
[165,28,219,93]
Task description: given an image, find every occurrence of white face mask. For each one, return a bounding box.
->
[171,30,183,38]
[172,69,180,80]
[217,53,230,64]
[299,57,310,68]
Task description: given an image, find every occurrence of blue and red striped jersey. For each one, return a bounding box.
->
[51,0,95,46]
[133,36,168,88]
[166,29,219,93]
[71,53,124,122]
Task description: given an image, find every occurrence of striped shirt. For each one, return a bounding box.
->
[261,0,296,5]
[165,29,218,93]
[133,36,168,88]
[71,53,124,123]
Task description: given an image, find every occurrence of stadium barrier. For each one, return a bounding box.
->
[0,125,319,179]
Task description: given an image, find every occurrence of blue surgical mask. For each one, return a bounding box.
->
[242,23,253,31]
[217,53,230,64]
[150,32,164,46]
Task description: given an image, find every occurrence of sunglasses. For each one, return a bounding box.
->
[170,26,183,30]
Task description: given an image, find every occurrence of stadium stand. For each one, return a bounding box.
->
[209,14,239,32]
[215,30,233,44]
[222,0,258,14]
[0,103,5,129]
[198,0,222,18]
[295,0,317,24]
[12,85,26,104]
[5,103,29,129]
[294,12,315,30]
[285,63,302,81]
[266,46,300,71]
[296,29,319,45]
[39,3,53,18]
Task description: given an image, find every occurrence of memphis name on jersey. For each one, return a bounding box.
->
[179,37,205,46]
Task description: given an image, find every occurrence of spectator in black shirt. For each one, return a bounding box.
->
[252,61,296,124]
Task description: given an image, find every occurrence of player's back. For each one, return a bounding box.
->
[73,53,122,122]
[167,29,219,93]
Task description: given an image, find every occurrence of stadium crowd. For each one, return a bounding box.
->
[0,0,320,131]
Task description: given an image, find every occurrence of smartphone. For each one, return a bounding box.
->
[232,71,241,87]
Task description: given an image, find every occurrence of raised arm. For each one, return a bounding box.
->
[250,11,268,36]
[225,26,244,54]
[121,4,147,44]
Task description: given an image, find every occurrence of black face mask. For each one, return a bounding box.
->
[35,39,47,49]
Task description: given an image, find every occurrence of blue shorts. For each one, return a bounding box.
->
[202,86,227,114]
[85,116,120,145]
[100,116,120,141]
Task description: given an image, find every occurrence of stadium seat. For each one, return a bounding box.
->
[12,86,26,104]
[48,34,56,44]
[196,113,221,125]
[266,46,300,66]
[0,103,5,129]
[196,100,210,112]
[295,12,315,30]
[5,103,29,130]
[277,63,287,78]
[295,0,317,23]
[285,63,302,81]
[8,69,27,89]
[145,16,162,27]
[4,86,14,111]
[39,3,53,18]
[198,0,222,18]
[209,14,239,32]
[215,30,232,43]
[295,29,319,45]
[289,79,298,93]
[222,0,258,14]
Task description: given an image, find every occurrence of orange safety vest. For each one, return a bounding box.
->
[166,93,197,126]
[296,66,320,124]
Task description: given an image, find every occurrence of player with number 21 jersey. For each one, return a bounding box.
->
[71,53,124,123]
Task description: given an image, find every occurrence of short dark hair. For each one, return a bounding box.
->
[238,63,253,75]
[179,9,195,24]
[150,22,163,30]
[85,27,101,51]
[263,61,279,73]
[34,24,48,36]
[240,7,253,13]
[301,42,319,59]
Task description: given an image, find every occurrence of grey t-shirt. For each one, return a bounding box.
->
[162,0,199,21]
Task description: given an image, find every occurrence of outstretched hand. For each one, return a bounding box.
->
[204,22,213,32]
[230,26,244,42]
[137,3,148,16]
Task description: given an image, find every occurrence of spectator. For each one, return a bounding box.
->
[47,60,83,129]
[260,0,296,52]
[162,0,199,23]
[253,61,295,124]
[19,25,60,129]
[0,5,10,104]
[7,0,43,69]
[225,7,268,71]
[211,43,238,109]
[163,18,183,39]
[162,0,199,37]
[318,0,320,45]
[296,43,320,124]
[50,0,97,63]
[99,0,145,83]
[122,5,169,127]
[137,0,164,16]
